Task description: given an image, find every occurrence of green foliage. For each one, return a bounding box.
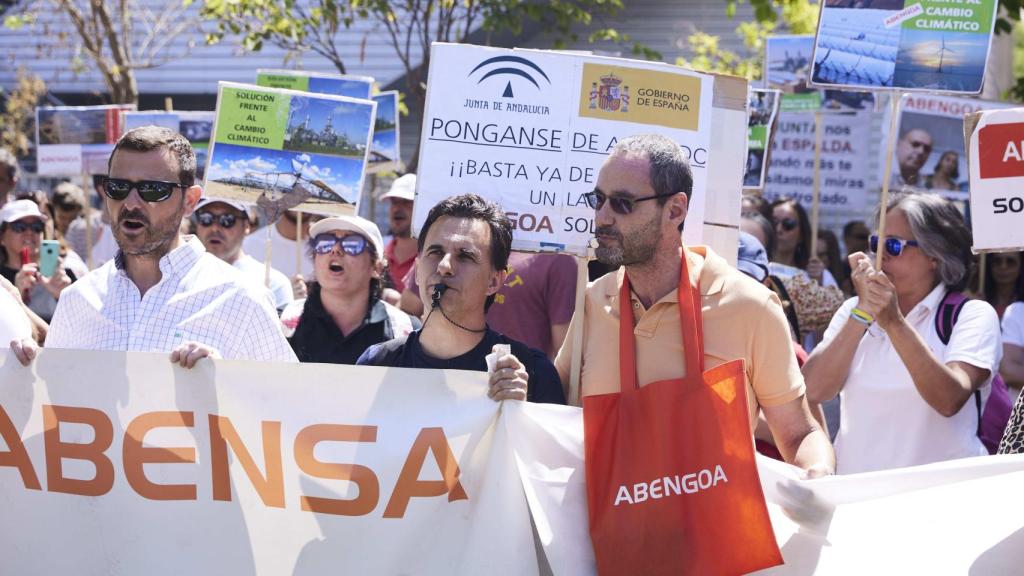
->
[0,69,47,156]
[678,0,818,80]
[200,0,658,79]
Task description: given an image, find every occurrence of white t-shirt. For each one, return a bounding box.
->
[768,261,839,288]
[0,289,31,346]
[233,253,294,311]
[1001,302,1024,347]
[242,225,314,279]
[824,284,1002,474]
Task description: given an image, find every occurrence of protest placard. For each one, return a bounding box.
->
[765,35,875,113]
[35,105,135,176]
[744,89,781,190]
[415,43,748,256]
[881,92,1012,202]
[122,111,216,179]
[256,69,374,100]
[967,107,1024,252]
[204,82,376,218]
[369,91,402,173]
[810,0,998,94]
[762,110,873,223]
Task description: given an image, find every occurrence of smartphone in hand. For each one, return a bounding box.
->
[39,240,60,277]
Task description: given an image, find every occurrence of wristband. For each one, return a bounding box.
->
[850,307,874,327]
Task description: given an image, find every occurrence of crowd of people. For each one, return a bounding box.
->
[2,124,1024,491]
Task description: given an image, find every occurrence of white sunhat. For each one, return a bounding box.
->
[309,215,385,261]
[379,173,416,202]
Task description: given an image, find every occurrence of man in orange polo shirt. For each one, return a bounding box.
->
[554,134,834,478]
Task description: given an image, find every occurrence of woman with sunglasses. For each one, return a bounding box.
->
[280,215,419,364]
[0,199,78,324]
[803,193,1001,474]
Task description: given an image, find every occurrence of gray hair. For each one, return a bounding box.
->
[874,192,972,291]
[610,134,693,201]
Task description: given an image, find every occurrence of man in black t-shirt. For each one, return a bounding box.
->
[357,194,565,405]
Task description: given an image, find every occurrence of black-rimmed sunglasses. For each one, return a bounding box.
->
[103,177,184,203]
[195,211,239,229]
[774,217,799,232]
[870,234,920,257]
[313,233,368,256]
[9,220,44,234]
[582,190,677,215]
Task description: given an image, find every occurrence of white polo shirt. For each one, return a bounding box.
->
[825,283,1001,474]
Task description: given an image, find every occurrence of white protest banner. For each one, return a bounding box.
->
[415,43,748,256]
[504,403,1024,575]
[204,82,376,218]
[370,91,402,172]
[744,89,781,190]
[882,92,1012,201]
[35,105,135,176]
[0,349,556,575]
[255,69,374,100]
[810,0,999,94]
[967,107,1024,252]
[122,111,216,178]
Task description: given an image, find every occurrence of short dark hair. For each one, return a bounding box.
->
[0,148,19,182]
[418,194,512,310]
[609,134,694,202]
[108,126,196,188]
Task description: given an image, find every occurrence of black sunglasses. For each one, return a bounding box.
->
[870,234,920,257]
[103,177,184,203]
[313,233,368,256]
[774,217,799,232]
[9,220,44,234]
[195,211,239,229]
[582,190,676,215]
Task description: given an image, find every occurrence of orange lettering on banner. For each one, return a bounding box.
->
[123,411,197,501]
[209,416,285,508]
[43,405,114,496]
[294,424,380,516]
[0,405,41,490]
[383,427,468,518]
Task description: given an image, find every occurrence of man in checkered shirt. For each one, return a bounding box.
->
[10,126,296,367]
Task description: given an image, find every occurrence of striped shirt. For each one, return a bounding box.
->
[46,236,297,363]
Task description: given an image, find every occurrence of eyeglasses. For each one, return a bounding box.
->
[774,217,799,232]
[103,177,184,203]
[313,233,368,256]
[195,211,239,229]
[581,190,677,215]
[9,220,44,234]
[870,235,920,257]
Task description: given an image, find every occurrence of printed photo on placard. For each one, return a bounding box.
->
[35,105,134,176]
[205,82,376,218]
[884,93,1012,201]
[811,0,998,94]
[765,35,875,112]
[369,91,401,172]
[744,89,781,189]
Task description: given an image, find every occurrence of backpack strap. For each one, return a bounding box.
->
[934,291,968,346]
[934,292,992,441]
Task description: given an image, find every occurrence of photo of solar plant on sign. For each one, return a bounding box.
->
[811,0,998,93]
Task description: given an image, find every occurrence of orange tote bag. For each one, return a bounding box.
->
[583,252,782,575]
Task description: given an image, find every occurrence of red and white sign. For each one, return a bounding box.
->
[969,108,1024,252]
